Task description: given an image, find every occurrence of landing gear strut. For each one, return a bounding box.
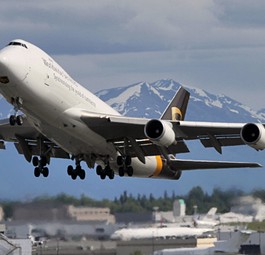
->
[117,156,134,177]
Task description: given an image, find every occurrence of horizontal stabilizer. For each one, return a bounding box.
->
[169,159,262,171]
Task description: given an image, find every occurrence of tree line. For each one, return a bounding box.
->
[1,186,265,220]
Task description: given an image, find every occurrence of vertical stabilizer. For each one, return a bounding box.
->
[160,86,190,121]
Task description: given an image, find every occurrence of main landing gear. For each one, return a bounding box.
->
[95,156,134,179]
[117,156,134,177]
[67,158,86,180]
[33,156,49,178]
[96,164,115,180]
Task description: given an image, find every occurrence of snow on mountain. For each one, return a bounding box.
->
[96,79,265,123]
[257,108,265,120]
[97,81,167,118]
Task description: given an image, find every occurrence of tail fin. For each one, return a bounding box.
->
[160,86,190,121]
[205,207,217,218]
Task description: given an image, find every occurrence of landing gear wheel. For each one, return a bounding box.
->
[127,166,134,177]
[9,115,16,126]
[96,165,103,175]
[71,172,77,180]
[32,156,39,167]
[67,165,74,176]
[108,170,115,180]
[79,169,86,180]
[34,167,41,177]
[119,167,125,177]
[16,115,23,126]
[100,172,106,180]
[42,167,49,177]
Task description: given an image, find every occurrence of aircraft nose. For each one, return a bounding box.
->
[0,49,29,83]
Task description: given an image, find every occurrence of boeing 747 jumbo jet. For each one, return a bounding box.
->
[0,39,264,181]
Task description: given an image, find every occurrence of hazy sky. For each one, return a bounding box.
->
[0,0,265,110]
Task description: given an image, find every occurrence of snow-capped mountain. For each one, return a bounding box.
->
[96,79,265,123]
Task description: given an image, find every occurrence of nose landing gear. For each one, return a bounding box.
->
[9,97,24,126]
[9,114,23,126]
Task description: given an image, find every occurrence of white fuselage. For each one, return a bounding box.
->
[0,39,170,178]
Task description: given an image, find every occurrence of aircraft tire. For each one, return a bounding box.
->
[127,166,133,177]
[108,170,115,179]
[9,115,16,126]
[32,156,39,167]
[16,115,23,126]
[100,172,106,180]
[71,172,77,180]
[34,167,41,177]
[67,165,74,176]
[79,169,86,180]
[119,167,125,177]
[42,167,49,177]
[96,165,102,175]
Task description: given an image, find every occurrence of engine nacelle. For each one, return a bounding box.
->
[240,123,265,150]
[144,119,176,147]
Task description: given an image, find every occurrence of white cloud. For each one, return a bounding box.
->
[2,0,265,54]
[0,0,264,109]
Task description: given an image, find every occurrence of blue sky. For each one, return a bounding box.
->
[0,1,265,200]
[0,0,264,110]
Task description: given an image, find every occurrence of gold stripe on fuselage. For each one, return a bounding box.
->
[149,155,163,177]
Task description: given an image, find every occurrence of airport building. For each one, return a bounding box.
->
[12,204,115,223]
[67,205,115,223]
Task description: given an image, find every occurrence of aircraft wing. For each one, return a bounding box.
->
[80,114,190,159]
[0,117,70,162]
[81,113,263,155]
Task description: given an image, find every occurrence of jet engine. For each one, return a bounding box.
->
[144,119,176,147]
[240,123,265,150]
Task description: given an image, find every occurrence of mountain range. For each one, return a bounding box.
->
[96,79,265,123]
[0,79,264,201]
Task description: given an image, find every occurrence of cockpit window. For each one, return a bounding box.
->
[7,42,28,49]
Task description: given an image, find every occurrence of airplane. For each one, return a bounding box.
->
[0,39,264,181]
[110,225,214,241]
